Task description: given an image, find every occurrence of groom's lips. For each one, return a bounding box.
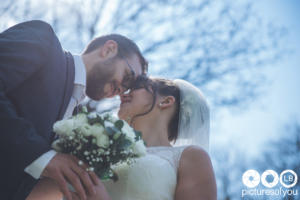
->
[106,92,115,98]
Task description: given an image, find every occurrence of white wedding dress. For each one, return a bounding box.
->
[103,146,188,200]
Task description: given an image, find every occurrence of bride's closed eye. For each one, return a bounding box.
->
[123,86,142,96]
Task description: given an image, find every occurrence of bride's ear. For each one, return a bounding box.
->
[158,96,175,109]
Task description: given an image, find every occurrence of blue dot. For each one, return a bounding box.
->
[266,174,274,183]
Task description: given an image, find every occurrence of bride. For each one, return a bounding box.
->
[88,76,216,200]
[28,76,217,200]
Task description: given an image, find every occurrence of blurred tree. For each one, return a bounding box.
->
[0,0,287,112]
[256,122,300,200]
[211,146,249,200]
[212,121,300,200]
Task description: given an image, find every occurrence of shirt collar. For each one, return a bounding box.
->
[73,54,86,87]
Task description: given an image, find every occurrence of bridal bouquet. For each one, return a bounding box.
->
[52,107,146,181]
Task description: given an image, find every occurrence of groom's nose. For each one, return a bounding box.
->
[112,82,123,96]
[119,85,127,95]
[120,92,130,102]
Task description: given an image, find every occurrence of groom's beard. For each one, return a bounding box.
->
[86,59,116,101]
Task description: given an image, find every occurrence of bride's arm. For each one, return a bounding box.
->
[27,176,111,200]
[26,178,63,200]
[66,179,111,200]
[174,146,217,200]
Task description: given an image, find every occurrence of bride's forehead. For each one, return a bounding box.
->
[131,76,153,89]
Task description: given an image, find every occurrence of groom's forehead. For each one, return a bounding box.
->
[127,54,143,76]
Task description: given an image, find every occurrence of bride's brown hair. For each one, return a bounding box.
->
[130,76,180,142]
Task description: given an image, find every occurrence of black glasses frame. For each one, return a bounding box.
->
[119,53,136,93]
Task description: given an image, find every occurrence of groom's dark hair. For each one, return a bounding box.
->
[83,34,148,74]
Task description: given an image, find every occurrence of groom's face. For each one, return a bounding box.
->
[86,54,142,100]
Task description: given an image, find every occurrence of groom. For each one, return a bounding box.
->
[0,20,147,200]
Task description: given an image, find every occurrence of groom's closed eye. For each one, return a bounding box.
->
[122,76,144,95]
[121,72,135,90]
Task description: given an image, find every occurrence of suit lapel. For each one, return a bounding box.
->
[57,51,75,121]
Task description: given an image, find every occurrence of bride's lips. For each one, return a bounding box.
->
[120,91,131,106]
[120,97,131,106]
[120,100,130,106]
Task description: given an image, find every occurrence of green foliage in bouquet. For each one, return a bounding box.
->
[52,107,146,182]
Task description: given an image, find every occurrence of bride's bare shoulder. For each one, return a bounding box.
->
[175,146,217,199]
[181,145,210,163]
[178,145,214,178]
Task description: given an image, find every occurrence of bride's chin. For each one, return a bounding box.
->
[117,109,126,120]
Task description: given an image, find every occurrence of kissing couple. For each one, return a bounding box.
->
[0,20,217,200]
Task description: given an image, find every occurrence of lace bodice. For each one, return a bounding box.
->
[103,146,188,200]
[146,146,187,172]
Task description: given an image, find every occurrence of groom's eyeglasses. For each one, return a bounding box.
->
[124,75,150,94]
[120,55,136,94]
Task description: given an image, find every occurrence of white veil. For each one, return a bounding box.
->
[173,79,210,152]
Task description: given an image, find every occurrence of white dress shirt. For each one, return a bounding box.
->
[24,55,86,179]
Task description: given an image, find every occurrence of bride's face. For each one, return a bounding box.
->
[118,87,154,122]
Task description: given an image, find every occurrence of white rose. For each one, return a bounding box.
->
[87,112,97,119]
[132,140,146,156]
[96,133,109,148]
[101,112,118,122]
[76,124,92,136]
[53,119,74,136]
[89,124,105,136]
[88,124,109,148]
[122,122,136,142]
[73,114,88,128]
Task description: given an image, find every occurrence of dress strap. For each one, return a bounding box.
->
[146,146,189,172]
[173,146,189,170]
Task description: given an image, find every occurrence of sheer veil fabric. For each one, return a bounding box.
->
[173,79,210,152]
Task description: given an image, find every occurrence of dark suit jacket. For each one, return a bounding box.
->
[0,20,75,199]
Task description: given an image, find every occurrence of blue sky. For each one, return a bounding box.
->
[1,0,298,160]
[212,0,300,158]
